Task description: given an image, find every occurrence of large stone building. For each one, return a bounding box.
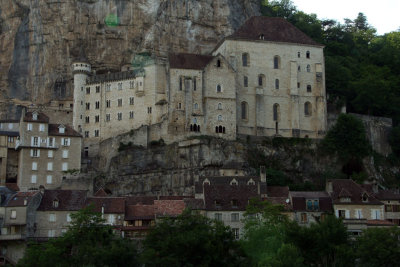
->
[71,17,327,156]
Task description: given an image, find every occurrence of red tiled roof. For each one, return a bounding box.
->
[23,112,49,123]
[169,53,214,70]
[125,196,156,205]
[6,191,39,207]
[229,16,322,46]
[125,205,155,220]
[48,124,81,137]
[154,200,185,217]
[184,198,205,210]
[329,179,383,205]
[37,190,87,211]
[94,188,108,197]
[367,220,396,226]
[86,197,125,214]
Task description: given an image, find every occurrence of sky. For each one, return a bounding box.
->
[290,0,400,35]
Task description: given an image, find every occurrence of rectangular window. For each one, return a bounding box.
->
[49,213,56,222]
[371,209,381,220]
[31,149,40,158]
[62,162,68,171]
[86,103,90,110]
[118,83,122,90]
[214,213,222,221]
[84,131,89,138]
[355,209,363,219]
[134,220,142,227]
[231,213,239,222]
[96,86,100,93]
[232,228,240,240]
[95,115,99,123]
[193,78,196,91]
[39,124,45,132]
[48,150,53,158]
[8,136,14,143]
[46,175,52,184]
[243,76,248,87]
[62,138,70,146]
[67,213,71,222]
[106,114,110,122]
[108,214,115,224]
[48,230,55,237]
[129,111,134,119]
[338,210,346,218]
[32,136,39,147]
[85,116,90,123]
[47,162,53,171]
[32,162,38,170]
[118,113,122,121]
[106,100,111,108]
[148,107,152,114]
[106,84,111,92]
[27,123,32,131]
[31,175,37,184]
[130,81,134,89]
[94,130,99,137]
[48,137,54,148]
[86,87,90,94]
[130,97,134,105]
[178,103,182,110]
[62,150,68,158]
[118,99,122,107]
[10,210,16,219]
[95,101,100,109]
[301,213,307,223]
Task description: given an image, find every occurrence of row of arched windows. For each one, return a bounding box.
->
[240,101,312,121]
[190,124,200,132]
[242,52,311,69]
[244,75,279,88]
[216,125,226,133]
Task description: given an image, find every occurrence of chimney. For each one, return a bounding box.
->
[326,181,333,194]
[260,166,266,183]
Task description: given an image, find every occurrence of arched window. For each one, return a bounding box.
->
[243,76,248,87]
[273,56,280,69]
[242,53,249,67]
[304,102,312,116]
[307,85,312,92]
[217,59,221,67]
[275,79,279,89]
[306,51,310,58]
[241,102,248,120]
[258,74,265,87]
[218,115,222,121]
[223,127,226,133]
[194,103,199,109]
[298,66,301,72]
[216,84,222,92]
[179,77,183,91]
[218,125,223,133]
[218,103,222,110]
[215,126,218,133]
[197,125,200,132]
[193,124,197,132]
[190,125,193,131]
[306,64,311,72]
[273,104,280,121]
[298,52,301,58]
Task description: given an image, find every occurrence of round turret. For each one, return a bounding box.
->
[72,61,91,75]
[72,61,91,132]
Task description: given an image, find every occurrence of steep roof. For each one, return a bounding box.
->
[23,112,49,123]
[125,196,157,205]
[195,176,266,194]
[290,191,332,212]
[328,179,383,205]
[154,199,185,217]
[374,190,400,201]
[6,191,40,207]
[37,190,87,211]
[169,53,214,70]
[125,205,155,220]
[48,124,81,137]
[86,197,125,214]
[229,16,322,46]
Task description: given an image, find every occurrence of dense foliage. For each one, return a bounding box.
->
[141,210,247,266]
[262,0,400,125]
[17,206,139,267]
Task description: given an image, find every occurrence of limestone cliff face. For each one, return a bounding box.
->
[0,0,260,115]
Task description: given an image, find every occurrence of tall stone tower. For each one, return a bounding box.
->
[72,60,91,132]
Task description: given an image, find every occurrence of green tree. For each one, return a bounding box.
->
[321,113,371,162]
[356,227,400,267]
[17,206,138,267]
[285,215,353,267]
[141,210,247,267]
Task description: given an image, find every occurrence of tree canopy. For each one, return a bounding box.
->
[17,206,139,267]
[140,210,247,267]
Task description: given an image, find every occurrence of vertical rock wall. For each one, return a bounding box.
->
[0,0,260,117]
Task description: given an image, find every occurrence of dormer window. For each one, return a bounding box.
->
[203,178,210,186]
[32,112,38,121]
[53,199,59,208]
[362,193,368,202]
[340,197,351,203]
[247,179,255,185]
[214,200,222,208]
[23,199,28,206]
[230,179,238,186]
[259,34,264,40]
[59,125,65,134]
[232,199,239,208]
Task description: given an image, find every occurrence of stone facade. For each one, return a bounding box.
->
[71,17,327,156]
[16,111,82,191]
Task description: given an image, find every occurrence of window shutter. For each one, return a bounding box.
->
[335,210,339,217]
[31,137,34,146]
[30,149,33,157]
[345,210,350,219]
